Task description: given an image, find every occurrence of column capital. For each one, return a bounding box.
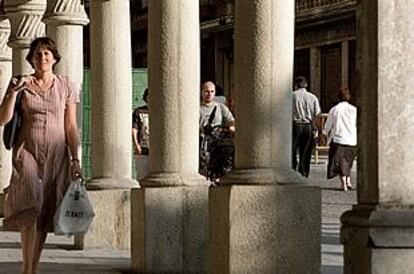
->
[43,0,89,26]
[4,0,46,49]
[0,18,11,61]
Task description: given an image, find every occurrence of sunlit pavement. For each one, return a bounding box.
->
[0,156,355,274]
[309,156,357,274]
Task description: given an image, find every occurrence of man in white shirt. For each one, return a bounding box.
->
[292,76,321,177]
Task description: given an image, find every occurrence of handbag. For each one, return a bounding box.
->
[54,179,95,236]
[3,91,23,150]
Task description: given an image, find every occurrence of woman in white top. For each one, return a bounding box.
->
[323,86,357,191]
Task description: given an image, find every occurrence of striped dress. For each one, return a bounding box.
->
[3,75,80,232]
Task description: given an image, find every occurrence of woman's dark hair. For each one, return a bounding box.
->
[26,37,61,69]
[143,88,149,103]
[338,86,351,102]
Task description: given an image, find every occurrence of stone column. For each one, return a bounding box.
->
[88,0,136,188]
[3,0,45,219]
[43,0,88,171]
[0,13,12,217]
[4,0,46,75]
[81,0,137,249]
[341,1,414,273]
[209,1,321,273]
[42,0,89,249]
[341,40,349,87]
[310,46,321,99]
[43,0,88,88]
[131,0,208,272]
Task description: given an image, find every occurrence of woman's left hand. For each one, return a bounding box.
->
[71,159,83,180]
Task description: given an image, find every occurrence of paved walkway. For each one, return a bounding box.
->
[310,157,357,274]
[0,156,356,274]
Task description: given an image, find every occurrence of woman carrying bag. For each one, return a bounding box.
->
[0,37,82,274]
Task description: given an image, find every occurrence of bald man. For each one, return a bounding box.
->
[199,81,235,134]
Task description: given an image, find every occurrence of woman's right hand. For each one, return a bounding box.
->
[71,159,83,180]
[10,75,30,93]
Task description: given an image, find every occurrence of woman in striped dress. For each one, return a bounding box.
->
[0,37,82,274]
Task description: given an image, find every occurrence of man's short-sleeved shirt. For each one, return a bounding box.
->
[132,105,149,149]
[292,88,321,124]
[200,101,234,130]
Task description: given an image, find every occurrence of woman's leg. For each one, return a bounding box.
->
[21,226,36,274]
[346,176,353,189]
[31,231,47,274]
[340,176,348,191]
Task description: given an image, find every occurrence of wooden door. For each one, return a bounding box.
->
[321,43,342,112]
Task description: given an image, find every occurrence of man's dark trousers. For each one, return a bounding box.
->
[292,123,314,177]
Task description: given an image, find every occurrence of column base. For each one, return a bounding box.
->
[219,167,307,185]
[74,188,132,250]
[131,185,209,273]
[140,172,208,187]
[341,205,414,274]
[86,177,139,190]
[209,183,321,273]
[74,177,138,249]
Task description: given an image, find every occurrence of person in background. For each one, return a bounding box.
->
[323,86,357,191]
[199,81,235,182]
[200,81,235,133]
[292,76,321,177]
[132,88,149,181]
[0,37,81,274]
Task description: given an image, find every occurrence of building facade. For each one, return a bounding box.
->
[130,0,357,112]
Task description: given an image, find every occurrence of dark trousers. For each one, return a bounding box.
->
[292,123,314,177]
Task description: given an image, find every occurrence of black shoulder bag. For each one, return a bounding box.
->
[203,106,217,135]
[3,91,23,150]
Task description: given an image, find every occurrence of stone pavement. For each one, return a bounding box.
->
[310,156,357,274]
[0,156,356,274]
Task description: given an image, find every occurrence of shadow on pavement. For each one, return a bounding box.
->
[0,241,76,250]
[321,265,343,274]
[0,262,134,274]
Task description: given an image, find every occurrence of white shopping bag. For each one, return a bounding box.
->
[54,179,95,235]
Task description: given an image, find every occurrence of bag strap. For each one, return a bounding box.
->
[15,91,23,107]
[12,75,24,107]
[208,106,217,125]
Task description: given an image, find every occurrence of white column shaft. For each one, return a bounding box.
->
[271,0,295,171]
[11,49,31,75]
[43,0,89,167]
[235,0,272,168]
[235,0,294,170]
[177,1,200,176]
[47,26,84,85]
[359,0,414,204]
[90,0,132,179]
[0,18,12,192]
[148,0,194,173]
